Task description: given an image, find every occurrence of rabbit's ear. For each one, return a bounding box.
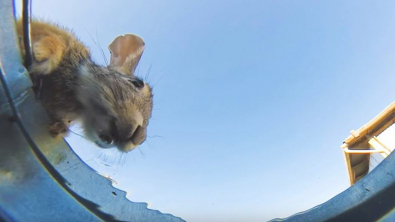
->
[108,34,145,76]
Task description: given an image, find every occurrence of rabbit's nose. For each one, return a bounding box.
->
[130,126,147,145]
[118,111,144,141]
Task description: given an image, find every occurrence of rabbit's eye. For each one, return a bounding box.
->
[130,79,144,89]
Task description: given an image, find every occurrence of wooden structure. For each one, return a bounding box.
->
[341,102,395,185]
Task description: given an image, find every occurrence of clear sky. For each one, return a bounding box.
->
[15,1,395,222]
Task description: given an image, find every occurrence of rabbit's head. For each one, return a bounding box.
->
[77,35,153,152]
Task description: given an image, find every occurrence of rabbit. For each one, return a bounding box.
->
[15,19,153,152]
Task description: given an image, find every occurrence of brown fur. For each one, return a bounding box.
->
[16,19,153,152]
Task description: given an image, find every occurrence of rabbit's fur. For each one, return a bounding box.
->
[16,19,153,152]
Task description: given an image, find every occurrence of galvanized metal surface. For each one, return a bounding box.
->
[0,1,185,222]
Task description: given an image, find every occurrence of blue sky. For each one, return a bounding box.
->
[16,1,395,221]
